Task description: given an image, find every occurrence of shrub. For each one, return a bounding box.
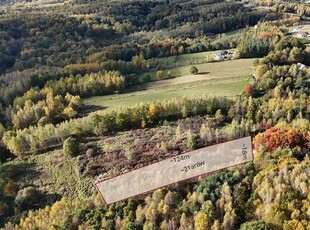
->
[244,83,252,95]
[187,129,198,150]
[4,180,18,197]
[189,65,198,75]
[86,148,96,157]
[215,109,224,123]
[156,70,165,80]
[125,146,137,160]
[239,220,272,230]
[175,124,182,140]
[0,201,9,218]
[63,137,80,157]
[167,70,172,78]
[14,186,42,211]
[143,74,152,82]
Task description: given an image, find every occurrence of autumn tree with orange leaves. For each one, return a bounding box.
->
[253,127,309,153]
[244,84,252,95]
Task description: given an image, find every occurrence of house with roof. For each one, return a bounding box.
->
[296,31,308,38]
[213,50,235,61]
[297,62,306,70]
[214,51,225,60]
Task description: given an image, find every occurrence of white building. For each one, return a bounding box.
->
[214,51,225,60]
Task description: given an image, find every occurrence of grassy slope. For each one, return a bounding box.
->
[154,50,226,68]
[165,58,254,78]
[83,76,249,113]
[30,150,93,199]
[141,50,242,80]
[82,58,254,113]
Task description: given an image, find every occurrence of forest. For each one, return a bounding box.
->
[0,0,309,229]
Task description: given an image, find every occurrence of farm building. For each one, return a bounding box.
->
[297,62,306,70]
[296,31,308,38]
[214,51,225,60]
[214,50,234,61]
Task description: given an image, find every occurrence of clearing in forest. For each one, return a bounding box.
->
[82,58,255,114]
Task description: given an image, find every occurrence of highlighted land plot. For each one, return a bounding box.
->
[96,136,253,204]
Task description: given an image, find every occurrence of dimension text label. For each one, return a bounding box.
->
[96,136,253,204]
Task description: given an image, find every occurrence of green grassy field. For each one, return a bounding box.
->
[152,50,231,69]
[140,58,253,82]
[145,49,234,77]
[82,58,255,114]
[82,75,250,114]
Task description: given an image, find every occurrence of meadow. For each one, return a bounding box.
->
[151,50,228,68]
[82,76,251,114]
[82,58,255,113]
[141,49,242,80]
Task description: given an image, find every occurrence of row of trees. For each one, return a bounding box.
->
[44,71,125,97]
[2,95,233,156]
[271,1,310,17]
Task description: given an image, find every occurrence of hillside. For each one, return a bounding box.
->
[0,0,309,229]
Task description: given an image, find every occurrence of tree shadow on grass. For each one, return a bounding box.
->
[44,192,62,206]
[198,71,210,75]
[0,161,38,182]
[80,104,108,115]
[0,145,14,163]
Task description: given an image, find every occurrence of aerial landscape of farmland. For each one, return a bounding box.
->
[0,0,309,229]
